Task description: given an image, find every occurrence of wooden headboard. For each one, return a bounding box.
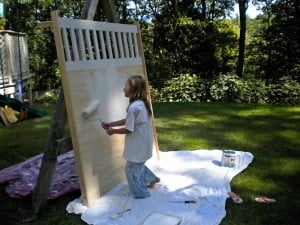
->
[51,10,158,206]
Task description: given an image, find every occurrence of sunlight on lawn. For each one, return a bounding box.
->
[235,174,278,193]
[271,158,300,175]
[278,130,300,141]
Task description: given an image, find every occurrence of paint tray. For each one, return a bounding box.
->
[140,211,181,225]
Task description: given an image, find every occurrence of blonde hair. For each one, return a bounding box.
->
[127,75,152,116]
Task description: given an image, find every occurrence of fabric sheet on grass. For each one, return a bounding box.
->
[0,150,79,199]
[66,149,253,225]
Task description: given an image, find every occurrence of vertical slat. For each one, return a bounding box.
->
[70,28,79,61]
[78,29,86,61]
[99,30,107,59]
[105,31,113,59]
[85,29,93,60]
[117,32,124,58]
[123,32,129,57]
[92,30,100,60]
[128,33,134,58]
[61,28,71,61]
[62,26,141,61]
[111,31,119,58]
[133,33,139,58]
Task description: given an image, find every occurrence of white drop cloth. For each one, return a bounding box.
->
[66,149,253,225]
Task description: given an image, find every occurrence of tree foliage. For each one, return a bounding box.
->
[1,0,299,101]
[3,0,86,90]
[244,0,300,83]
[156,73,299,105]
[148,0,239,87]
[263,0,300,81]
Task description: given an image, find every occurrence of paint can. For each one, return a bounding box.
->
[221,150,236,167]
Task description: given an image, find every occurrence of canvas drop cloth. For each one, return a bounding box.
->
[66,149,254,225]
[0,151,79,199]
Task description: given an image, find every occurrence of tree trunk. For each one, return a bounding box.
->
[200,0,206,20]
[237,0,248,77]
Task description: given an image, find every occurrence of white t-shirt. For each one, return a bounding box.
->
[123,100,153,162]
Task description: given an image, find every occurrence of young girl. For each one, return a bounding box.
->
[102,75,160,199]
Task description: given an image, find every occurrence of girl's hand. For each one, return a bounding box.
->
[101,121,110,130]
[106,128,114,135]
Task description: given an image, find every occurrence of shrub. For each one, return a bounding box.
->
[267,76,300,105]
[156,73,300,105]
[237,78,268,104]
[160,74,203,102]
[35,90,59,104]
[209,74,242,102]
[149,85,161,102]
[197,78,212,102]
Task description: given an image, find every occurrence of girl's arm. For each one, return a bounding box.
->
[109,119,126,127]
[102,119,125,130]
[106,127,131,135]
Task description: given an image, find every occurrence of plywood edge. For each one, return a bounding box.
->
[51,10,90,202]
[135,21,160,160]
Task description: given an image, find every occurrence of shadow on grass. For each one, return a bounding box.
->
[153,102,300,225]
[1,102,299,225]
[0,187,84,225]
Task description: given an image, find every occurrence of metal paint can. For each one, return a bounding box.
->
[221,150,236,167]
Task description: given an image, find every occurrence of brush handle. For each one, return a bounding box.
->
[184,200,196,203]
[171,200,196,203]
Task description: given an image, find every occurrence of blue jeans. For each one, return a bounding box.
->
[125,161,158,199]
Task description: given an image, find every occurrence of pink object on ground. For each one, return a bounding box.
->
[0,151,79,199]
[254,196,276,203]
[227,191,243,204]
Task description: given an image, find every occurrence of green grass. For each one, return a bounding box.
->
[1,102,299,225]
[154,102,300,225]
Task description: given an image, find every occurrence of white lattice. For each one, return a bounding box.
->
[58,18,142,72]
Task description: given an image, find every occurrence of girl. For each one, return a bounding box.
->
[102,75,160,199]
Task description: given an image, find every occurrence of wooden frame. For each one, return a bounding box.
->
[51,10,159,206]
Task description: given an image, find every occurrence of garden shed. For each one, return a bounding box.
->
[0,30,30,100]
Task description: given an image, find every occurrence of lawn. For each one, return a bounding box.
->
[0,102,299,225]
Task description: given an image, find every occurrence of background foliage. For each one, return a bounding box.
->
[155,73,300,105]
[1,0,299,104]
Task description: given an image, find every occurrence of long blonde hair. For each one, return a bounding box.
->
[127,75,152,116]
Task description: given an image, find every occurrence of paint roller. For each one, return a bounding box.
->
[82,99,101,121]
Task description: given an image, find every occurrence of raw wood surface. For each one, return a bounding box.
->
[51,11,158,206]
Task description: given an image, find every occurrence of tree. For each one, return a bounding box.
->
[263,0,300,81]
[236,0,249,77]
[251,0,300,82]
[148,0,238,87]
[3,0,86,90]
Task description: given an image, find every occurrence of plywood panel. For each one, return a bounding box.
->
[51,11,158,206]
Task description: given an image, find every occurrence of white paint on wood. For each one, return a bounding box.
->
[51,11,159,207]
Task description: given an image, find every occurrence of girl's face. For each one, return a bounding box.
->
[123,81,131,97]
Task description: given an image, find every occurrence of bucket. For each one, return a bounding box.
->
[221,150,236,167]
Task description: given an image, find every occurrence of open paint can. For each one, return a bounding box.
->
[221,150,236,167]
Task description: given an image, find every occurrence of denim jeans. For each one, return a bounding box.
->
[125,161,157,199]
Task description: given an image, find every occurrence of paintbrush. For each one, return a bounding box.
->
[109,208,131,219]
[170,200,196,204]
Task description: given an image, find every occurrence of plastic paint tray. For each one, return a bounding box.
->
[140,211,182,225]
